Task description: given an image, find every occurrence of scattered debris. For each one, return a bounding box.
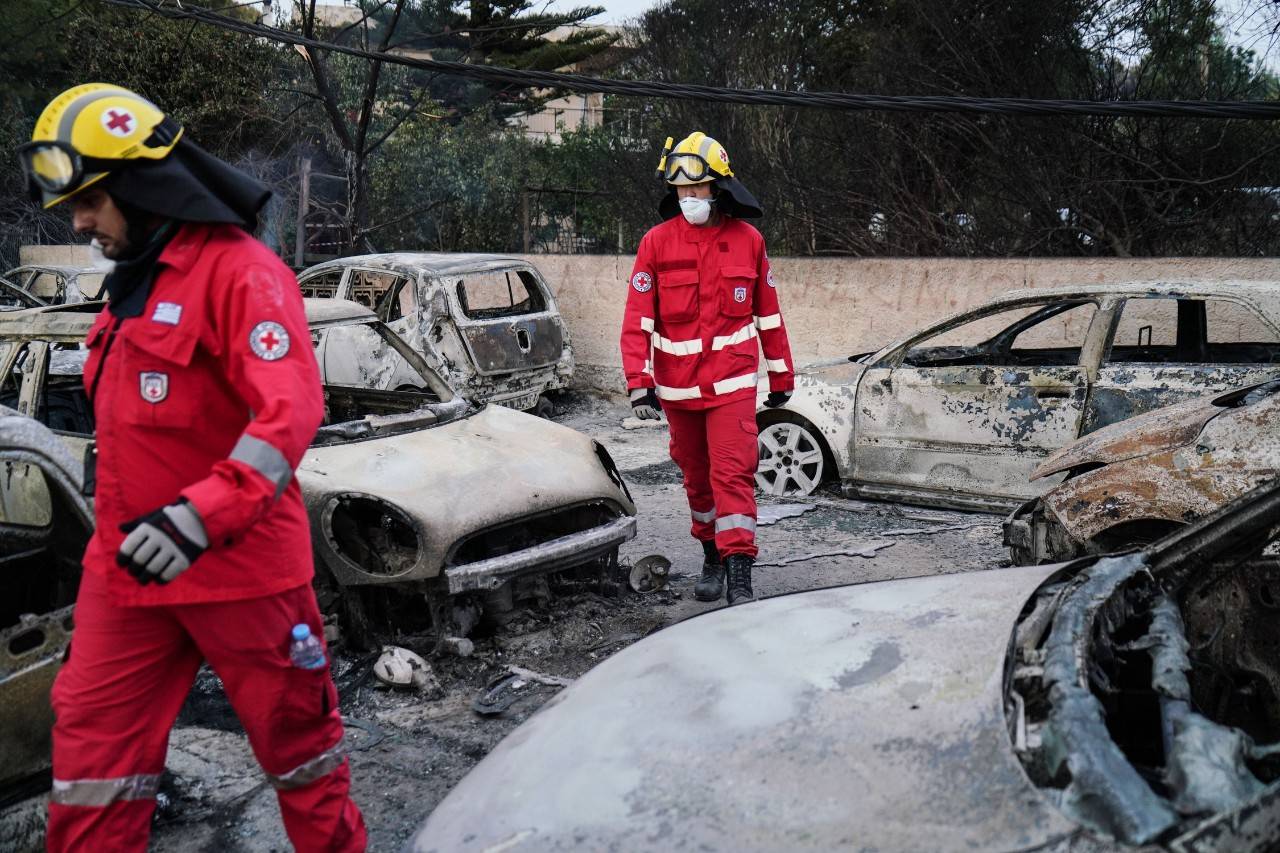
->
[439,636,476,658]
[621,416,666,430]
[473,667,574,716]
[373,646,437,691]
[757,503,817,525]
[756,541,895,568]
[628,555,671,593]
[506,665,574,689]
[879,522,995,537]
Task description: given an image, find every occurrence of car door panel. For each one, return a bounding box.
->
[850,301,1102,506]
[853,364,1083,504]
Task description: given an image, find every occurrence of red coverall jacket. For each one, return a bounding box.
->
[81,221,323,605]
[621,214,794,410]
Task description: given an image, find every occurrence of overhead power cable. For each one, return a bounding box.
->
[106,0,1280,120]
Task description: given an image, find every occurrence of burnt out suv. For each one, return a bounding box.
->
[298,254,573,415]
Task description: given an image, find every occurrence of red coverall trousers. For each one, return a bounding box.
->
[666,397,760,559]
[48,572,366,853]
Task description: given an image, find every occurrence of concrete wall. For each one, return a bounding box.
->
[521,255,1280,392]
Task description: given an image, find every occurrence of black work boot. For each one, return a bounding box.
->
[693,540,724,602]
[725,555,756,606]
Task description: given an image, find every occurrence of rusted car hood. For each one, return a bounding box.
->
[296,404,633,551]
[1033,394,1223,480]
[409,563,1078,852]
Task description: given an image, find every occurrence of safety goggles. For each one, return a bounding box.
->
[661,152,717,184]
[16,141,119,200]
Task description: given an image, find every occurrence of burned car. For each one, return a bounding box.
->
[410,480,1280,852]
[0,300,634,646]
[1004,379,1280,565]
[0,413,92,801]
[298,253,573,415]
[756,282,1280,510]
[0,265,99,308]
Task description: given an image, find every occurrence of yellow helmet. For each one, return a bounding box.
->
[19,83,183,208]
[656,131,734,185]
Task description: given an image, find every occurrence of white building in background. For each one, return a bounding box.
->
[506,27,633,143]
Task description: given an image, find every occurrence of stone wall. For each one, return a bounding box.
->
[520,255,1280,392]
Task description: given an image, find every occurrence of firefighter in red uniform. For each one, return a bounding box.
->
[620,132,794,605]
[19,85,367,851]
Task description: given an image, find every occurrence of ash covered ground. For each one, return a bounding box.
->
[148,392,1008,852]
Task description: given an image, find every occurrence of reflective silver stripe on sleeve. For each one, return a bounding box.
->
[652,333,703,356]
[265,742,346,791]
[716,514,757,534]
[640,317,655,332]
[230,433,293,500]
[51,773,161,807]
[765,358,789,373]
[711,372,759,396]
[656,384,702,401]
[691,507,717,523]
[711,323,758,351]
[754,313,782,331]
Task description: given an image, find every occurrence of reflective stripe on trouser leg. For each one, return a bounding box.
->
[229,433,293,499]
[715,514,757,535]
[50,774,161,806]
[265,741,347,790]
[705,398,759,559]
[665,406,716,542]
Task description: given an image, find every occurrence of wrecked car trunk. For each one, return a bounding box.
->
[1005,379,1280,564]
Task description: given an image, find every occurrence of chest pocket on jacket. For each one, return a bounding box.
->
[118,321,200,429]
[720,266,756,318]
[657,269,699,324]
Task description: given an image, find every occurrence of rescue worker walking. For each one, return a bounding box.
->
[620,132,794,605]
[19,84,367,851]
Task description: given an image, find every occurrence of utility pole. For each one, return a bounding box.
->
[294,156,311,268]
[522,190,531,253]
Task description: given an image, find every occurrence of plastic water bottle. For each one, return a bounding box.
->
[289,623,327,670]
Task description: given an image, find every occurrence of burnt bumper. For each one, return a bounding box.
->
[444,515,637,594]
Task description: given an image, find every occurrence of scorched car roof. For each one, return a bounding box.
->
[302,253,530,278]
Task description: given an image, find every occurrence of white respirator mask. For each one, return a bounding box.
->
[679,195,713,225]
[88,238,116,274]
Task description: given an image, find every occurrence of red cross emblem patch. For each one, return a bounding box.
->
[139,372,168,404]
[249,321,290,361]
[101,108,135,137]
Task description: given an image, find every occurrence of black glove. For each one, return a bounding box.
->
[763,391,793,409]
[117,498,209,585]
[630,388,663,420]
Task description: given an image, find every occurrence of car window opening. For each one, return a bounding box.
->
[1107,297,1280,366]
[903,301,1097,369]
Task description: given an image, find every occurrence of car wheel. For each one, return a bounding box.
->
[756,420,828,497]
[533,395,555,420]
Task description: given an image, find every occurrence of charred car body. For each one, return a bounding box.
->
[0,300,634,645]
[0,265,99,308]
[756,282,1280,510]
[298,253,573,415]
[1005,379,1280,564]
[0,414,92,802]
[411,480,1280,852]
